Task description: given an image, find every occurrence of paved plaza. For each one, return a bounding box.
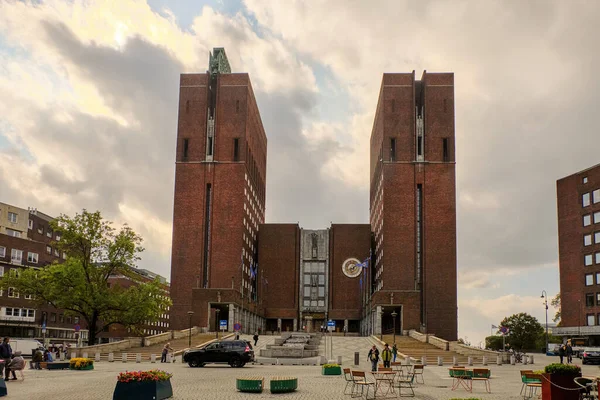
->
[4,336,600,399]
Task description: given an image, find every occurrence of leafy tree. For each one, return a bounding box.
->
[499,312,544,350]
[0,210,171,345]
[485,335,506,350]
[551,293,561,324]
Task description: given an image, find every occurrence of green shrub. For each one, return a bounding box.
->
[322,364,340,369]
[544,363,581,375]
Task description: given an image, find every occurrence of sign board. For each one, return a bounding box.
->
[74,324,81,332]
[327,320,335,331]
[499,326,509,335]
[220,320,228,331]
[234,323,241,331]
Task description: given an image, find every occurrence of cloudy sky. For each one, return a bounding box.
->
[1,0,598,345]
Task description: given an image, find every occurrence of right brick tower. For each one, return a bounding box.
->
[367,71,457,341]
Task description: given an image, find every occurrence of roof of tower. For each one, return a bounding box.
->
[209,47,231,75]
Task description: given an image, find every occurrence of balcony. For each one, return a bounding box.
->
[554,326,600,335]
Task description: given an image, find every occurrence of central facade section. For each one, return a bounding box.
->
[299,230,330,332]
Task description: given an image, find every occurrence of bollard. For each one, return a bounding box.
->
[452,356,457,366]
[354,352,360,366]
[82,352,88,359]
[122,353,128,363]
[167,353,172,363]
[530,355,534,364]
[60,352,65,361]
[406,357,412,365]
[95,353,100,362]
[510,355,515,365]
[468,356,473,366]
[176,355,183,363]
[150,354,156,363]
[337,355,343,365]
[437,357,443,366]
[52,352,58,361]
[496,355,502,365]
[482,356,487,366]
[71,351,77,359]
[523,355,528,365]
[108,353,114,362]
[136,353,141,363]
[421,356,426,366]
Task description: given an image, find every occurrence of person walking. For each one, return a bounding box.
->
[367,345,380,372]
[381,343,393,368]
[392,343,398,363]
[161,343,172,363]
[558,343,566,364]
[253,332,259,347]
[31,349,43,370]
[7,351,25,381]
[566,340,573,364]
[0,338,13,381]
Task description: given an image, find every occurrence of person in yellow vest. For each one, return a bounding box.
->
[381,343,393,368]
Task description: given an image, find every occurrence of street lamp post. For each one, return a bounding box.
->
[391,310,398,345]
[187,311,194,348]
[380,307,384,341]
[541,291,548,353]
[216,309,220,340]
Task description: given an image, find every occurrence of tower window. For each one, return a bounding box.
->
[186,100,190,113]
[183,139,189,160]
[417,136,423,157]
[207,137,213,156]
[390,138,396,162]
[443,138,448,162]
[233,138,240,161]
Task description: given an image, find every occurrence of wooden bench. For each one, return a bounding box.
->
[236,376,264,393]
[45,362,70,370]
[270,376,298,393]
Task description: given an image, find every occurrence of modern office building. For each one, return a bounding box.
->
[169,49,458,340]
[556,164,600,344]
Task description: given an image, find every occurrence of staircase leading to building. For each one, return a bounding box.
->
[382,335,484,365]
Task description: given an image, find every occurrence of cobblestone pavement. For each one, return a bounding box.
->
[4,347,599,399]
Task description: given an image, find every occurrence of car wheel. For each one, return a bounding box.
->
[230,357,242,368]
[583,360,587,365]
[188,357,202,368]
[239,362,246,368]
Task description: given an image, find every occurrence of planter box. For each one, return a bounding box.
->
[113,380,173,400]
[322,366,341,375]
[70,364,94,370]
[236,377,264,393]
[270,377,298,393]
[46,362,70,370]
[541,373,581,400]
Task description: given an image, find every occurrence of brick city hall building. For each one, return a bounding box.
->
[169,48,457,341]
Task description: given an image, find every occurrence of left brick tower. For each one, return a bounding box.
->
[170,48,267,333]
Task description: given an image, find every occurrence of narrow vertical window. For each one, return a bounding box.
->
[417,136,423,157]
[236,100,240,113]
[203,183,212,289]
[183,138,189,160]
[233,138,239,161]
[186,100,190,113]
[443,138,448,162]
[207,137,213,156]
[390,138,396,162]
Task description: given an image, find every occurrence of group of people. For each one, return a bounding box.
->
[558,340,573,364]
[367,343,398,371]
[0,337,25,381]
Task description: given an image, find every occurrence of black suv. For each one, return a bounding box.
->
[183,340,254,368]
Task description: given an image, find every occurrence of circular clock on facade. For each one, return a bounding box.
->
[342,258,362,278]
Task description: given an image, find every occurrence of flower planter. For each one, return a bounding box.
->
[322,366,342,375]
[113,380,173,400]
[541,372,581,400]
[70,364,94,370]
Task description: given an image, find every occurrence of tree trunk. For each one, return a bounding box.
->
[87,312,99,346]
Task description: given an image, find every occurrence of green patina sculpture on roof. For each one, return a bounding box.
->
[209,47,231,75]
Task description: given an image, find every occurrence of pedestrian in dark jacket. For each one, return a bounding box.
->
[31,349,43,370]
[558,343,566,364]
[0,338,13,380]
[253,333,259,346]
[566,340,573,364]
[367,345,380,372]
